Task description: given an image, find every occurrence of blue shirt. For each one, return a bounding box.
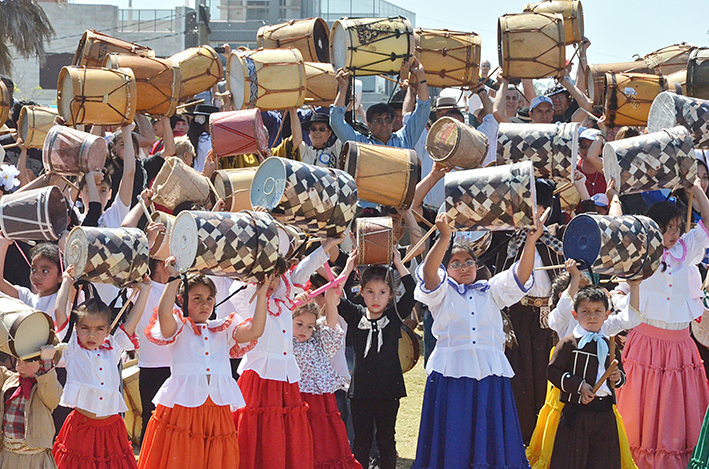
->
[329,98,431,150]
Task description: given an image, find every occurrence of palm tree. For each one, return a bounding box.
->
[0,0,55,74]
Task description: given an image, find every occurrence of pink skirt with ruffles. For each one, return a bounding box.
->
[616,322,709,469]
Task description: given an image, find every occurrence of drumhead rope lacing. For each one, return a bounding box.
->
[72,68,134,124]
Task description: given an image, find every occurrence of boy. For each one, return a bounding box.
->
[547,285,625,469]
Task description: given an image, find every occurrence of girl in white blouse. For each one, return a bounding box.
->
[412,212,541,469]
[138,257,270,469]
[51,265,152,469]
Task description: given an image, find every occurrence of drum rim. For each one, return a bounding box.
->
[356,216,394,265]
[227,52,247,110]
[498,12,566,79]
[399,322,421,373]
[170,211,200,273]
[149,211,172,258]
[5,311,53,359]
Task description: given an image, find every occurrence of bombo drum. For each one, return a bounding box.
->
[498,12,566,79]
[257,18,330,63]
[643,42,697,75]
[687,47,709,100]
[585,62,653,106]
[330,17,415,76]
[604,72,668,127]
[399,323,421,374]
[453,230,492,259]
[169,210,279,281]
[0,82,10,126]
[17,106,59,149]
[169,46,223,99]
[414,29,482,89]
[524,0,584,45]
[211,168,257,212]
[73,30,154,68]
[151,157,212,210]
[251,157,357,237]
[209,109,269,158]
[563,214,663,279]
[445,161,537,232]
[342,142,419,208]
[303,62,338,106]
[648,92,709,148]
[0,186,68,241]
[42,126,108,176]
[356,217,394,265]
[147,211,174,261]
[65,227,149,288]
[427,117,488,169]
[603,125,697,195]
[0,295,54,359]
[496,122,578,181]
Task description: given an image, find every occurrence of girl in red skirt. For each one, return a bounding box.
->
[51,266,153,469]
[138,257,271,469]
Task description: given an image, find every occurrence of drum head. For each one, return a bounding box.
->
[427,117,461,162]
[330,22,348,70]
[313,18,331,63]
[228,53,246,110]
[170,212,199,273]
[562,214,601,269]
[647,91,680,133]
[58,68,74,124]
[103,53,120,69]
[10,312,52,359]
[250,157,287,211]
[18,106,30,142]
[65,227,89,278]
[47,186,69,239]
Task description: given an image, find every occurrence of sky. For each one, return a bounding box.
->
[71,0,709,66]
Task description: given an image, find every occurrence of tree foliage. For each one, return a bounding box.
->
[0,0,55,74]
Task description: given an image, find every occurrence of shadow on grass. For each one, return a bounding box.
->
[396,458,414,468]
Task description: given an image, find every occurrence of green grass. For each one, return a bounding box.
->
[396,358,427,468]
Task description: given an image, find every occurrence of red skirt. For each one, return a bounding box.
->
[234,370,314,469]
[52,410,138,469]
[302,392,362,469]
[138,397,239,469]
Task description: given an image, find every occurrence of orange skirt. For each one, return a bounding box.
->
[234,370,314,469]
[138,397,239,469]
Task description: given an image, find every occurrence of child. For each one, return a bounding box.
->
[0,346,62,468]
[51,265,152,469]
[547,285,626,469]
[411,212,540,469]
[138,257,270,469]
[233,236,342,469]
[294,293,360,469]
[336,246,414,469]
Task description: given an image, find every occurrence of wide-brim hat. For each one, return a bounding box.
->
[303,112,332,131]
[433,96,460,111]
[187,104,220,116]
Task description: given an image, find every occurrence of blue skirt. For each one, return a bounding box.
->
[411,372,530,469]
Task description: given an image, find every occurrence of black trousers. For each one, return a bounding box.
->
[350,398,399,469]
[139,366,171,444]
[53,367,72,439]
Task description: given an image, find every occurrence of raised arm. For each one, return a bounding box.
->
[122,275,152,336]
[493,78,512,124]
[401,208,424,260]
[421,213,452,290]
[234,274,271,343]
[157,257,181,339]
[117,124,136,207]
[515,211,544,285]
[0,237,19,298]
[54,265,76,329]
[289,108,303,149]
[560,76,594,122]
[160,116,175,158]
[692,176,709,223]
[607,178,623,217]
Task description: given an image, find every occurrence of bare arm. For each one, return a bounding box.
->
[521,79,537,104]
[160,116,175,158]
[122,275,152,336]
[54,266,76,328]
[560,76,594,121]
[234,274,271,343]
[412,163,449,211]
[289,108,303,149]
[409,57,429,102]
[0,238,19,298]
[334,69,349,108]
[607,179,623,217]
[117,124,136,207]
[692,176,709,223]
[565,259,582,299]
[477,86,493,119]
[134,114,157,152]
[15,145,35,186]
[402,208,424,260]
[324,285,341,329]
[493,78,512,124]
[157,257,181,339]
[515,211,544,285]
[421,213,451,291]
[576,38,591,94]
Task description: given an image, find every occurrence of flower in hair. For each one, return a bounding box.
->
[0,164,20,192]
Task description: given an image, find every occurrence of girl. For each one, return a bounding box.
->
[616,177,709,469]
[335,246,414,469]
[294,293,360,469]
[411,212,541,469]
[138,257,270,469]
[233,236,342,469]
[51,265,152,469]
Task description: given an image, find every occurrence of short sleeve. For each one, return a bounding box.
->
[414,264,448,311]
[548,292,574,338]
[682,220,709,264]
[16,286,37,308]
[145,307,186,345]
[230,317,258,358]
[113,325,139,353]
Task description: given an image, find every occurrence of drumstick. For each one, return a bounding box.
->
[402,224,438,264]
[578,106,601,122]
[110,290,140,332]
[609,335,617,390]
[592,359,618,393]
[553,181,573,195]
[59,175,80,192]
[412,209,434,229]
[534,263,580,271]
[176,99,205,110]
[1,143,19,149]
[686,192,694,233]
[138,197,153,221]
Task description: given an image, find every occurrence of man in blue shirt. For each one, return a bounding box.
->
[329,58,431,150]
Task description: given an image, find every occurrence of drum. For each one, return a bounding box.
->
[453,230,492,259]
[0,186,68,241]
[341,142,419,208]
[169,46,223,99]
[426,116,488,169]
[303,62,338,106]
[643,42,697,75]
[687,47,709,100]
[209,109,269,158]
[227,48,306,111]
[648,92,709,149]
[0,81,9,127]
[414,29,482,89]
[211,168,257,212]
[563,214,664,279]
[42,125,108,176]
[604,72,668,127]
[147,211,174,261]
[57,66,137,126]
[585,61,653,106]
[497,12,566,79]
[0,296,53,359]
[667,69,687,95]
[65,227,149,287]
[330,17,415,76]
[445,161,537,231]
[496,122,578,181]
[603,125,697,195]
[151,157,212,210]
[257,18,330,63]
[523,0,584,45]
[399,323,421,373]
[103,54,182,116]
[73,30,154,68]
[275,222,308,260]
[122,360,142,447]
[169,210,279,281]
[356,217,394,265]
[250,157,357,237]
[17,106,59,149]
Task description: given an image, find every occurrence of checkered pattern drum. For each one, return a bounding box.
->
[648,92,709,149]
[603,125,697,194]
[496,122,578,181]
[445,161,537,231]
[169,210,279,281]
[562,214,663,279]
[66,227,149,287]
[250,157,357,237]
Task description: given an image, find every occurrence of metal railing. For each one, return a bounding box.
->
[119,9,178,32]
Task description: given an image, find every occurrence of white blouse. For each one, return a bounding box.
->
[414,262,533,380]
[236,247,330,383]
[146,309,251,410]
[135,281,171,368]
[549,290,641,340]
[58,324,138,417]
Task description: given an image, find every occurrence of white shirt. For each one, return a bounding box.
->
[135,281,170,368]
[194,133,211,173]
[299,140,342,168]
[414,262,534,379]
[477,114,499,167]
[526,248,552,298]
[17,287,57,322]
[74,197,130,229]
[549,290,641,340]
[147,310,250,410]
[572,324,611,397]
[57,324,138,417]
[236,246,329,383]
[211,276,247,321]
[330,316,350,388]
[403,113,444,208]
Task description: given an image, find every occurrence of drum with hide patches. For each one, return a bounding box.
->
[0,186,68,241]
[42,126,108,176]
[257,18,330,63]
[73,30,154,68]
[356,217,394,266]
[0,295,54,360]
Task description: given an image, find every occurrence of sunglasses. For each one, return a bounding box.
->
[309,125,329,133]
[371,118,393,126]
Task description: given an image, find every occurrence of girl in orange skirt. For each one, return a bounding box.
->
[138,257,271,469]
